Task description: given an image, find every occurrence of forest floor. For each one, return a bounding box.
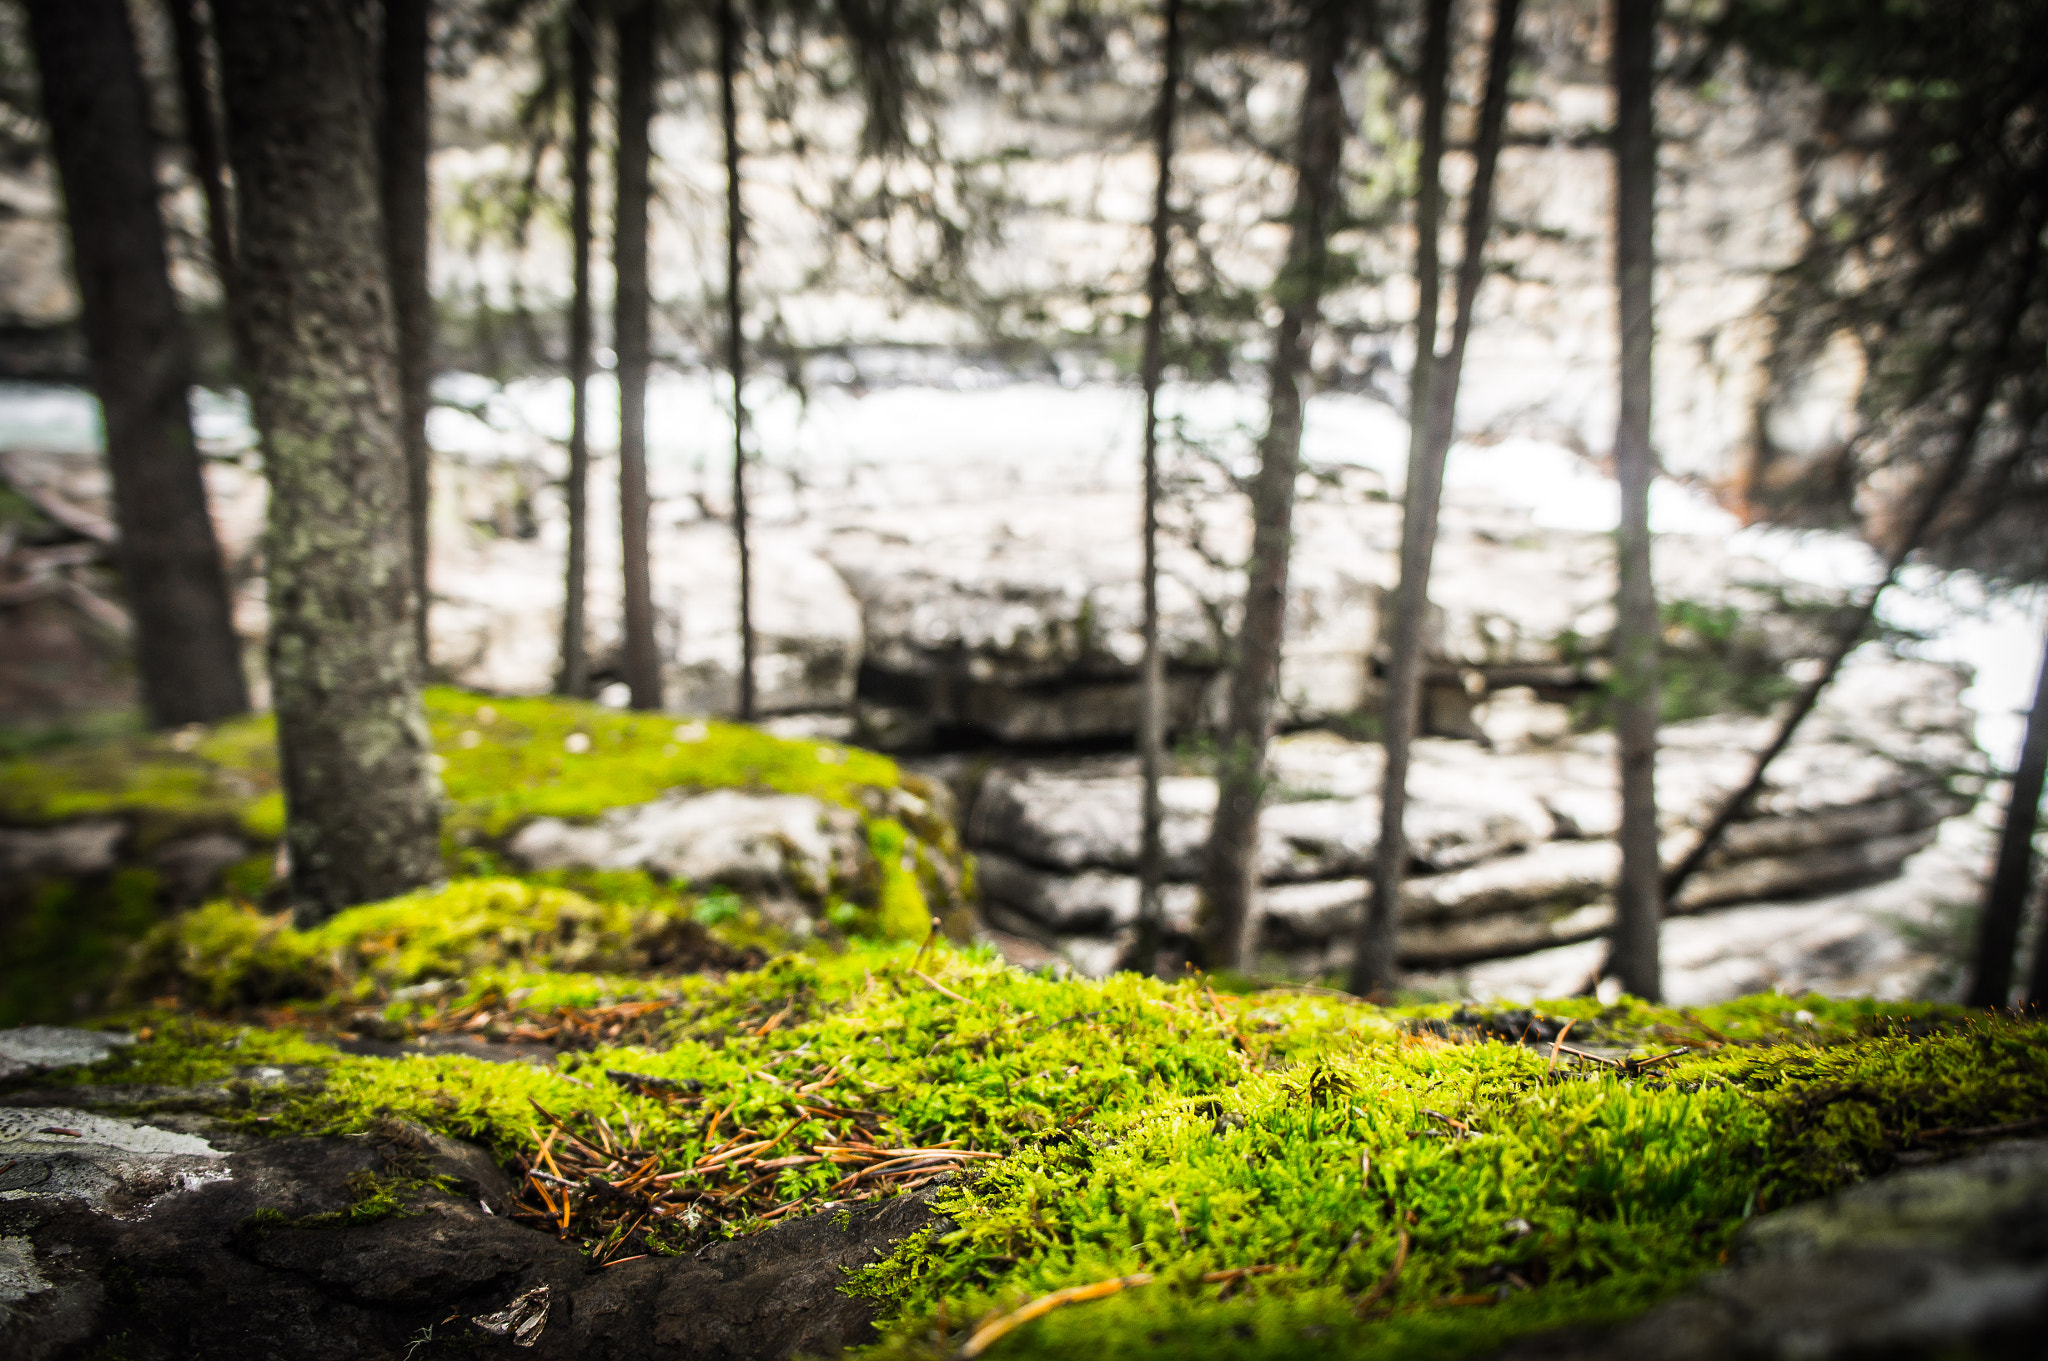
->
[3,699,2046,1358]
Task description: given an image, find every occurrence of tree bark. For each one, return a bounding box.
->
[1198,0,1353,970]
[1609,0,1663,1000]
[721,0,756,721]
[1660,208,2043,911]
[26,0,250,730]
[163,0,253,377]
[615,0,662,711]
[1134,0,1183,977]
[381,0,435,674]
[1351,0,1515,994]
[1350,0,1461,998]
[557,0,597,698]
[212,0,442,916]
[1969,621,2048,1007]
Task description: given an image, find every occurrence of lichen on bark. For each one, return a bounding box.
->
[213,0,441,917]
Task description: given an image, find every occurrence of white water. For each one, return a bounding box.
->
[5,375,2040,766]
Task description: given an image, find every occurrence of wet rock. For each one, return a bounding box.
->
[1483,1140,2048,1360]
[0,1027,132,1083]
[0,1098,949,1361]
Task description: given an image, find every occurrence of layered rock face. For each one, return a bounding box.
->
[964,655,1980,978]
[0,437,1983,993]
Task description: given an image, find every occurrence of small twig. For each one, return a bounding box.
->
[956,1273,1155,1358]
[1546,1020,1576,1078]
[1018,1009,1106,1040]
[1626,1050,1688,1074]
[911,915,944,971]
[913,969,971,1005]
[1354,1229,1411,1315]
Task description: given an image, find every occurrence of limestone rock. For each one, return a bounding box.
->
[506,790,870,921]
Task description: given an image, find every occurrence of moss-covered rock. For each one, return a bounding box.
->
[0,690,972,1024]
[19,930,2044,1361]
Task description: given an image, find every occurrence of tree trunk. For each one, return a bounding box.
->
[163,0,253,377]
[212,0,442,916]
[1660,208,2043,910]
[615,0,662,710]
[1134,0,1183,977]
[721,0,756,721]
[557,0,597,698]
[1350,0,1461,998]
[26,0,250,730]
[1198,0,1353,970]
[1968,621,2048,1007]
[1351,0,1515,998]
[381,0,434,674]
[1609,0,1663,1000]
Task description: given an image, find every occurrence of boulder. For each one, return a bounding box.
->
[1483,1140,2048,1360]
[507,790,871,926]
[967,653,1981,977]
[0,1090,948,1361]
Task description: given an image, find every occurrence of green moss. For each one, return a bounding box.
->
[1,690,909,842]
[121,878,751,1009]
[37,899,2048,1361]
[0,868,164,1026]
[867,818,934,941]
[426,690,904,838]
[1,690,966,1022]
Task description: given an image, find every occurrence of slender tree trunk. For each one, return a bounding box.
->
[381,0,435,674]
[615,0,662,710]
[1660,212,2043,910]
[1134,0,1184,977]
[721,0,756,721]
[1198,0,1354,970]
[212,0,442,915]
[26,0,249,730]
[1353,0,1516,995]
[1968,621,2048,1006]
[1350,0,1460,998]
[2029,877,2048,1012]
[1609,0,1663,999]
[557,0,596,698]
[163,0,253,377]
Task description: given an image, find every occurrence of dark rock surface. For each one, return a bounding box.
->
[2,1096,944,1360]
[1485,1138,2048,1360]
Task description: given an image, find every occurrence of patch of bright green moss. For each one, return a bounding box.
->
[426,690,905,837]
[0,689,913,844]
[2,690,963,1022]
[0,868,164,1027]
[49,1012,343,1088]
[65,937,2048,1361]
[121,878,754,1010]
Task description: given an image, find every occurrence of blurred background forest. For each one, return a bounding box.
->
[1,0,2045,1016]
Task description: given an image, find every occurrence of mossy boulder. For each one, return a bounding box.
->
[4,945,2044,1360]
[0,690,972,1024]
